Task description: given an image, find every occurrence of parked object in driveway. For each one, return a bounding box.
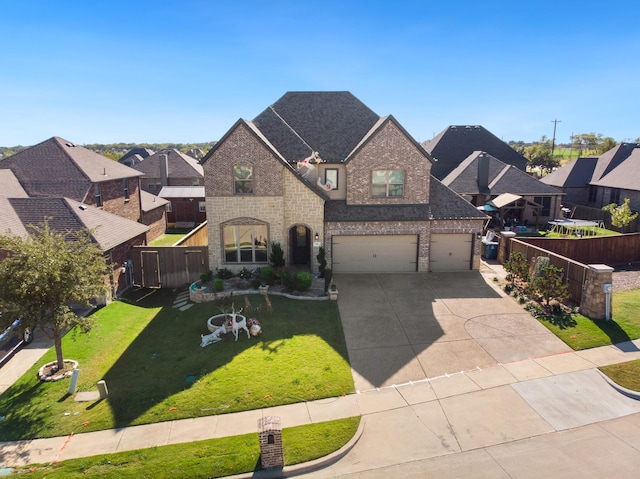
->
[0,314,33,367]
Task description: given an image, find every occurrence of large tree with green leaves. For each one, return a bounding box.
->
[603,198,639,233]
[525,136,559,173]
[0,223,108,370]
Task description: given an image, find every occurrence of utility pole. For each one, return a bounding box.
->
[551,119,561,158]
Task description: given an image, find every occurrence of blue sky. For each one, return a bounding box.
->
[2,1,638,147]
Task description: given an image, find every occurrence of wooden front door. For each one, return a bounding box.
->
[290,225,310,265]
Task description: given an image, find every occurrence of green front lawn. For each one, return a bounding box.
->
[16,417,361,479]
[0,288,354,441]
[599,360,640,392]
[536,289,640,350]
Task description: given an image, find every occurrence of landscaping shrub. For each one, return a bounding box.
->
[214,278,224,292]
[251,277,262,289]
[200,270,213,283]
[530,263,569,310]
[280,269,296,292]
[238,267,252,280]
[217,267,234,279]
[270,242,285,268]
[259,266,275,285]
[503,252,529,285]
[295,272,313,292]
[324,268,332,292]
[317,247,327,278]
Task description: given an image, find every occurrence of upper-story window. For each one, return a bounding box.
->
[234,166,253,194]
[325,168,338,189]
[95,184,103,207]
[372,170,404,197]
[123,178,129,200]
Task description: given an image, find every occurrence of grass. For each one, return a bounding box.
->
[148,228,193,246]
[536,289,640,350]
[599,360,640,392]
[14,417,361,478]
[0,288,354,441]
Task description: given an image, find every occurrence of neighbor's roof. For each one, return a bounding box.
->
[0,170,28,198]
[158,186,205,198]
[7,197,149,251]
[422,125,528,180]
[443,151,561,196]
[429,176,488,220]
[251,91,381,163]
[591,146,640,190]
[140,190,170,212]
[126,148,204,178]
[540,156,598,188]
[0,137,143,202]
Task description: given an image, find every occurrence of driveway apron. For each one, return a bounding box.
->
[334,272,571,392]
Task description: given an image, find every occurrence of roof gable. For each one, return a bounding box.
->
[251,91,381,163]
[126,149,204,178]
[0,170,28,198]
[422,125,528,179]
[592,146,640,190]
[0,137,142,201]
[540,156,598,188]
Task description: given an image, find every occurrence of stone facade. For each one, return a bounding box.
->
[346,121,430,205]
[580,264,614,320]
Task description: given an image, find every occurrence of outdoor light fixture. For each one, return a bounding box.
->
[314,232,319,241]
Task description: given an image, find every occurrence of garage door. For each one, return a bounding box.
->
[429,233,473,271]
[332,235,418,273]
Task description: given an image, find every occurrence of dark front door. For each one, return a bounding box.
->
[290,225,310,265]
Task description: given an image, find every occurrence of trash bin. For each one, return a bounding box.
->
[482,241,498,260]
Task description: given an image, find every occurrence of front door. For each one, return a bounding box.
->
[290,225,310,265]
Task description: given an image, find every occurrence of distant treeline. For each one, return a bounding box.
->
[0,141,217,160]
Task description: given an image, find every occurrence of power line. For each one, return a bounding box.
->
[551,119,561,157]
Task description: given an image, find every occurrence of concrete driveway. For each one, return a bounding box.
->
[334,271,572,391]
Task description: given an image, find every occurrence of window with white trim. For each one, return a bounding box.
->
[223,224,268,263]
[198,201,206,213]
[234,166,253,194]
[372,170,404,197]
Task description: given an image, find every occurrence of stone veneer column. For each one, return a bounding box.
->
[580,264,614,320]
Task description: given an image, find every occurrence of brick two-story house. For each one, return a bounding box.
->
[201,92,486,274]
[0,137,167,242]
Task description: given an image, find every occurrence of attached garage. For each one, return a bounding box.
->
[429,233,473,271]
[332,235,418,273]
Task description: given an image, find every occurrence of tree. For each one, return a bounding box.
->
[525,136,559,173]
[530,264,569,311]
[598,137,618,154]
[602,198,639,233]
[0,223,108,370]
[503,251,529,286]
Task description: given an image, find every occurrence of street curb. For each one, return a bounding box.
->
[225,416,365,479]
[597,369,640,401]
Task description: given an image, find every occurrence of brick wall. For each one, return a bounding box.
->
[85,178,141,223]
[107,233,146,295]
[204,124,284,197]
[204,123,324,272]
[141,206,166,243]
[346,121,430,205]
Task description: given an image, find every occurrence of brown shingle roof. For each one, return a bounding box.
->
[0,137,142,201]
[125,148,203,178]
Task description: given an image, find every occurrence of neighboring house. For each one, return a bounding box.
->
[158,186,206,227]
[201,91,486,274]
[542,142,640,212]
[422,125,528,180]
[123,148,204,193]
[0,176,149,295]
[123,148,205,227]
[119,147,155,166]
[0,137,167,242]
[442,151,563,230]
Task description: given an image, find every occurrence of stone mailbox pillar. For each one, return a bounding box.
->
[580,264,614,320]
[258,416,283,469]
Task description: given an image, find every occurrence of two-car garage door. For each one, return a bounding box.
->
[332,235,418,273]
[331,233,473,273]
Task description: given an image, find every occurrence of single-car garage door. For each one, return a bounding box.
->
[332,235,418,273]
[429,233,473,271]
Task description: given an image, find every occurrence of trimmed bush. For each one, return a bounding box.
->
[217,268,234,280]
[213,278,224,292]
[259,266,275,285]
[295,272,313,292]
[200,270,213,283]
[317,247,327,278]
[269,242,285,268]
[280,269,296,292]
[324,268,332,292]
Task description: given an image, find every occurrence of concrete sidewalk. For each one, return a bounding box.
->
[3,341,640,472]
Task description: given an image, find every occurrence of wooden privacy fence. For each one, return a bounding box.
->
[517,233,640,266]
[132,245,209,289]
[510,238,589,306]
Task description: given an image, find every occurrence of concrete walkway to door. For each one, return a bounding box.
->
[333,270,574,392]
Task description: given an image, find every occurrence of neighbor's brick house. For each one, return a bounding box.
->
[201,92,486,274]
